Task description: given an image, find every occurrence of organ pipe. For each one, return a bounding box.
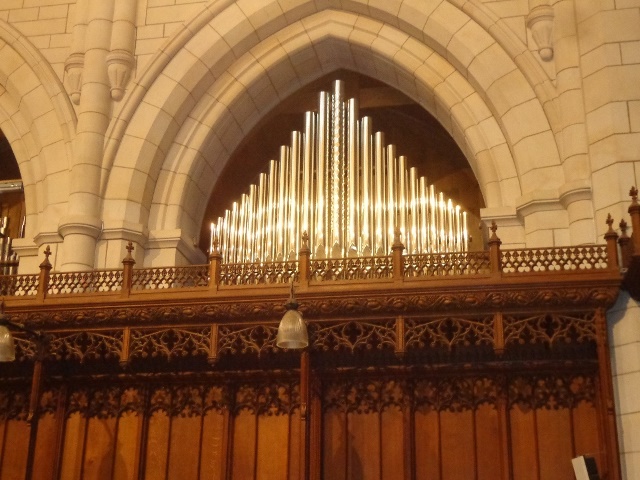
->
[210,80,469,262]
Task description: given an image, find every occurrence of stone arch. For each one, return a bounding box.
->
[104,1,563,263]
[0,20,76,251]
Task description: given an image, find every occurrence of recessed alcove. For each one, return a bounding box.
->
[0,130,24,273]
[199,72,485,256]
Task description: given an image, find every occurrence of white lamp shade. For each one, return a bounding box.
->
[276,309,308,349]
[0,325,16,362]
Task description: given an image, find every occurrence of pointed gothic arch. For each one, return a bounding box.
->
[0,20,76,252]
[102,1,563,264]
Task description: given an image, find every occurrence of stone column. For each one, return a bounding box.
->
[59,1,115,271]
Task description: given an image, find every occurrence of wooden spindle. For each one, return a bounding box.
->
[36,245,52,301]
[488,221,502,277]
[121,241,135,297]
[604,214,619,272]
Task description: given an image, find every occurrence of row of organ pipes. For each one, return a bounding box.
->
[211,80,469,264]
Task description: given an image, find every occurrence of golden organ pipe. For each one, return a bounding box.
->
[331,81,343,257]
[267,160,277,261]
[386,144,396,248]
[455,205,461,252]
[361,116,372,255]
[316,92,327,256]
[348,98,358,254]
[290,132,301,258]
[302,113,313,239]
[409,167,418,254]
[419,177,428,253]
[277,146,290,260]
[374,131,385,255]
[256,173,266,261]
[463,211,468,251]
[398,156,407,248]
[248,184,257,261]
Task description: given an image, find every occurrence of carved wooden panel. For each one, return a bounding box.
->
[0,371,605,480]
[48,270,124,294]
[132,265,209,290]
[219,260,298,285]
[404,251,491,277]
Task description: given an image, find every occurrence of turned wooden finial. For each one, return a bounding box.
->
[39,245,52,269]
[122,241,136,268]
[490,221,499,240]
[605,213,615,233]
[393,227,403,248]
[125,241,134,259]
[630,186,638,203]
[619,219,628,237]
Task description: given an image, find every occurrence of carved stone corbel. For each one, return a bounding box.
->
[106,50,134,101]
[64,52,84,105]
[526,5,555,62]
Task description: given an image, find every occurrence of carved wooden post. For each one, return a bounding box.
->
[208,238,222,291]
[493,312,505,357]
[392,227,405,282]
[628,186,640,256]
[496,375,513,480]
[594,308,622,480]
[300,349,310,480]
[208,324,219,365]
[618,220,631,269]
[395,316,406,359]
[309,377,322,480]
[299,232,311,288]
[604,214,620,272]
[119,326,131,367]
[25,332,48,480]
[488,221,502,277]
[121,241,135,297]
[36,246,52,301]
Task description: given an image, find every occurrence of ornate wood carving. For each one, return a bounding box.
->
[132,266,209,290]
[404,316,494,350]
[1,311,606,367]
[48,331,123,362]
[508,374,596,409]
[322,374,595,415]
[404,251,491,277]
[503,313,596,346]
[501,246,609,273]
[129,327,211,360]
[220,260,298,285]
[218,324,279,357]
[48,270,124,294]
[312,320,396,353]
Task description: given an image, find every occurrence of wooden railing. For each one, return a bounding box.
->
[1,206,638,299]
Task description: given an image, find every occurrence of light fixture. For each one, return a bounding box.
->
[276,284,308,349]
[0,303,46,362]
[0,323,16,361]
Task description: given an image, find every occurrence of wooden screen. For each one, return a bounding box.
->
[0,372,602,480]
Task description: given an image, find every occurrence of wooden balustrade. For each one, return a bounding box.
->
[4,189,640,300]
